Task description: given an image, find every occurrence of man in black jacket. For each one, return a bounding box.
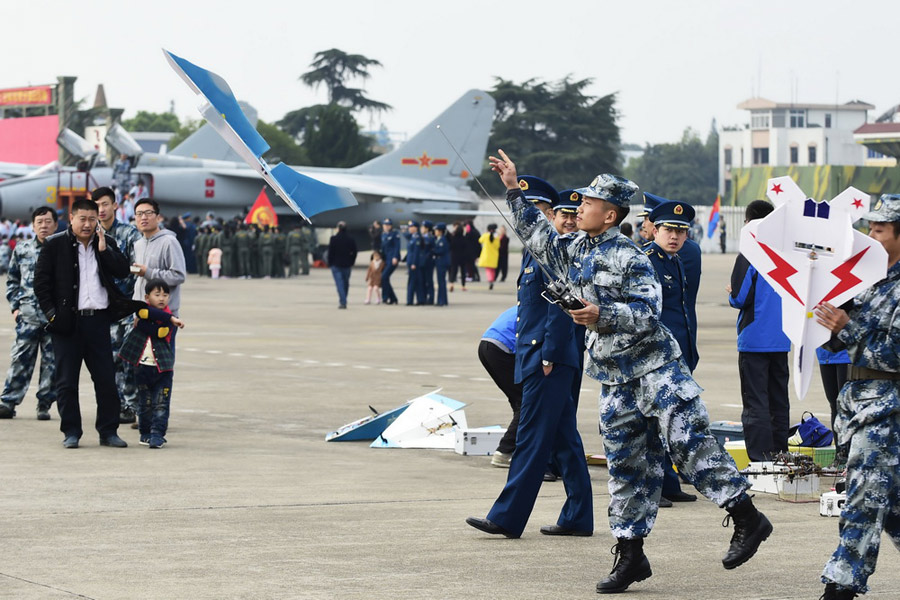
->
[34,197,137,448]
[327,221,357,309]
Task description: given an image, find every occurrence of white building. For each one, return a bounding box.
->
[719,98,873,195]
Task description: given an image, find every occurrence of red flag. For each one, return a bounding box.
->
[245,187,278,227]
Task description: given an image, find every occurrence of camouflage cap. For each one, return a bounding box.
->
[863,194,900,223]
[575,174,639,207]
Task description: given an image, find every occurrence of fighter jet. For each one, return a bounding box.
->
[0,82,495,228]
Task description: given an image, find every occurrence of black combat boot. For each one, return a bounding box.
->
[820,582,859,599]
[596,537,652,594]
[721,495,773,569]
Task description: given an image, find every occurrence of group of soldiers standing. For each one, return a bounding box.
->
[192,222,317,279]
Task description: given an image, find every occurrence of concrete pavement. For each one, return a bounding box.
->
[0,253,897,599]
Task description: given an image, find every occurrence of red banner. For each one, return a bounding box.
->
[0,86,52,106]
[244,187,278,227]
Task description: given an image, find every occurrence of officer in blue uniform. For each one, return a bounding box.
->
[380,218,401,305]
[433,223,450,306]
[644,192,702,332]
[421,220,436,305]
[403,221,425,305]
[645,198,701,504]
[466,176,593,539]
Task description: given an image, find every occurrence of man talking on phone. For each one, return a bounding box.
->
[34,197,138,448]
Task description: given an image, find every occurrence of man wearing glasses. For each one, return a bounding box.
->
[132,198,186,340]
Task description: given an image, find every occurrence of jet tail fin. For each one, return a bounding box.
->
[168,101,259,162]
[354,89,494,184]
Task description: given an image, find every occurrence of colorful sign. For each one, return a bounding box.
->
[401,152,448,168]
[0,86,52,106]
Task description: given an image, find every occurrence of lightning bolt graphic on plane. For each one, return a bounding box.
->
[752,234,803,305]
[820,247,870,305]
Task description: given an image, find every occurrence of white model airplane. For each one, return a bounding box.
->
[739,176,888,399]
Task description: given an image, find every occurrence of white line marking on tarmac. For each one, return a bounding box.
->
[380,368,401,372]
[251,355,269,359]
[722,403,743,408]
[276,357,293,362]
[185,347,199,352]
[228,352,245,357]
[441,374,460,379]
[469,377,490,382]
[304,359,319,364]
[409,371,431,375]
[206,350,223,354]
[326,362,345,367]
[353,365,372,370]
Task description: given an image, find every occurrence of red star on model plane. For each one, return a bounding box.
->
[739,176,888,399]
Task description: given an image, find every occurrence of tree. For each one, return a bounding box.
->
[624,127,719,206]
[279,105,375,168]
[167,118,203,150]
[481,76,621,196]
[256,120,308,165]
[121,110,180,132]
[300,49,391,114]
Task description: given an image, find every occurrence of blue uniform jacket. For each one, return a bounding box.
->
[433,236,450,267]
[514,250,585,383]
[421,233,435,267]
[646,242,699,372]
[680,238,701,336]
[729,253,790,352]
[381,230,401,262]
[403,232,425,267]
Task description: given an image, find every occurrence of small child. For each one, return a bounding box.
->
[117,279,185,448]
[364,250,384,305]
[208,246,222,279]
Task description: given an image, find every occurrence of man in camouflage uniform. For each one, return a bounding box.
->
[94,186,142,423]
[490,150,772,594]
[0,207,58,420]
[272,226,286,278]
[815,194,900,600]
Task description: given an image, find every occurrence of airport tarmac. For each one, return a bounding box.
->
[0,252,897,600]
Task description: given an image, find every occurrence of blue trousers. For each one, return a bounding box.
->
[381,262,398,304]
[331,266,351,306]
[435,265,448,306]
[487,365,593,537]
[406,266,424,305]
[423,262,435,304]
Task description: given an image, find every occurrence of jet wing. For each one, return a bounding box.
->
[164,49,356,222]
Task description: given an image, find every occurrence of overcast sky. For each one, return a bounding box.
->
[5,0,899,148]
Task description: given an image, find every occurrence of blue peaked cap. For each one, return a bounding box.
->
[555,189,582,213]
[517,175,560,206]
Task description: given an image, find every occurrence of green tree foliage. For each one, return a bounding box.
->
[482,77,621,195]
[167,118,202,150]
[279,105,375,167]
[624,126,719,205]
[300,49,391,114]
[256,120,308,165]
[121,110,181,132]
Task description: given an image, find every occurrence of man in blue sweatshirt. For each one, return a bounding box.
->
[728,200,791,462]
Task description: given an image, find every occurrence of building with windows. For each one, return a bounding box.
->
[718,98,873,195]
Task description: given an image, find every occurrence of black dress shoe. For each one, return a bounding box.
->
[543,471,559,482]
[540,524,593,536]
[99,435,128,448]
[0,402,15,419]
[658,497,673,508]
[465,517,519,538]
[62,436,79,449]
[663,490,698,502]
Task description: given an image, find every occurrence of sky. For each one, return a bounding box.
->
[4,0,900,148]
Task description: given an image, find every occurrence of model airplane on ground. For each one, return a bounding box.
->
[738,176,888,399]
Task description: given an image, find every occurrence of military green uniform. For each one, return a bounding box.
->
[0,238,55,417]
[300,226,316,275]
[235,229,251,278]
[287,229,303,276]
[259,230,274,278]
[194,231,208,277]
[249,228,260,278]
[272,229,286,277]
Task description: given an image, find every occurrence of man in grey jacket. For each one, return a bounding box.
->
[132,199,186,318]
